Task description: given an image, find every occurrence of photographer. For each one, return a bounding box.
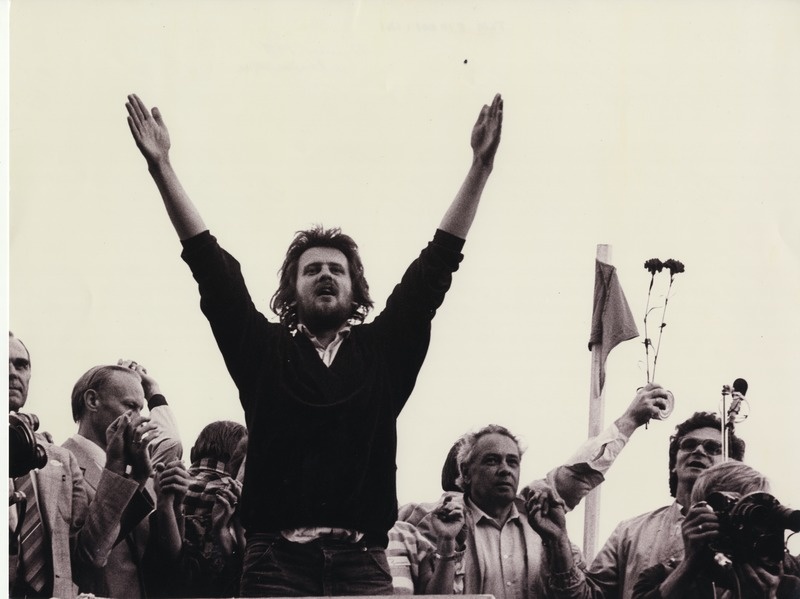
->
[632,461,800,599]
[8,332,146,599]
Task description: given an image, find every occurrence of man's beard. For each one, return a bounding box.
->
[298,298,353,333]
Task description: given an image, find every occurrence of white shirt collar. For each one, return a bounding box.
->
[297,322,351,345]
[297,323,352,367]
[466,495,522,526]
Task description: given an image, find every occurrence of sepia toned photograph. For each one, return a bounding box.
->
[5,1,800,597]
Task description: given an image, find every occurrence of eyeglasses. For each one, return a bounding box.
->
[678,437,722,455]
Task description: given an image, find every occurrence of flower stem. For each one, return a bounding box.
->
[650,275,675,382]
[643,274,656,383]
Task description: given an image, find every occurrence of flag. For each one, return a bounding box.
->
[588,259,639,393]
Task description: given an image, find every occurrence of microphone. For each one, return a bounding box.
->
[727,378,748,424]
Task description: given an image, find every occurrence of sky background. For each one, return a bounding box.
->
[6,0,800,558]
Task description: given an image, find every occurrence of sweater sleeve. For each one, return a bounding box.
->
[180,231,279,401]
[370,230,464,413]
[374,229,464,324]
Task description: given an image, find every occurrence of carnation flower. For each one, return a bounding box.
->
[644,258,664,275]
[643,257,685,383]
[662,259,685,276]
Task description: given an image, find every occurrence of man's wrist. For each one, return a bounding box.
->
[614,413,639,438]
[470,156,494,176]
[548,565,582,590]
[130,468,152,485]
[542,533,574,569]
[143,384,162,401]
[436,536,456,556]
[104,457,127,475]
[542,530,570,546]
[147,155,172,173]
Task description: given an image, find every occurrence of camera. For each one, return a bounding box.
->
[706,491,800,581]
[9,412,48,478]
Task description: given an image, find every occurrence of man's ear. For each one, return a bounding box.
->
[460,464,471,486]
[83,389,100,413]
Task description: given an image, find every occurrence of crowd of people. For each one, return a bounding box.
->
[8,92,799,598]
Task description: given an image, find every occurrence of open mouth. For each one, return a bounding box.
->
[687,460,708,469]
[316,284,336,297]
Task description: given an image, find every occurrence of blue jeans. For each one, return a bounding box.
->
[240,533,394,597]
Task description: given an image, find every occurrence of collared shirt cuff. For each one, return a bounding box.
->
[564,422,628,475]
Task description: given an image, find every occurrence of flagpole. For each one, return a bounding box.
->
[584,243,610,561]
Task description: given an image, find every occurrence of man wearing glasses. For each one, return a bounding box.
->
[582,411,746,599]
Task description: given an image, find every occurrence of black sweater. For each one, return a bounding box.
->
[181,229,463,546]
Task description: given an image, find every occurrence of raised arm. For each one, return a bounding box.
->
[153,460,191,562]
[118,359,183,465]
[523,383,671,511]
[421,494,465,594]
[126,93,206,240]
[438,93,503,239]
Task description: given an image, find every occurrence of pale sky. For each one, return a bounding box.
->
[6,0,800,557]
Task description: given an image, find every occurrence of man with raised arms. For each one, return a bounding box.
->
[126,92,502,596]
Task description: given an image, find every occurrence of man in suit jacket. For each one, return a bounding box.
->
[8,332,145,599]
[63,361,186,598]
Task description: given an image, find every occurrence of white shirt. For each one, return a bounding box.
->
[467,498,528,599]
[297,323,351,367]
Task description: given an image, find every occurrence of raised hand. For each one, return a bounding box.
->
[212,480,241,527]
[154,460,190,510]
[124,93,207,240]
[615,383,671,436]
[680,501,720,564]
[126,93,171,166]
[105,412,133,475]
[211,480,243,556]
[524,483,568,542]
[430,494,466,542]
[117,358,161,400]
[153,459,189,560]
[126,414,158,485]
[471,93,503,168]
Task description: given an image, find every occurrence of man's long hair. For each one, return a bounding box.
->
[270,226,373,330]
[668,411,746,498]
